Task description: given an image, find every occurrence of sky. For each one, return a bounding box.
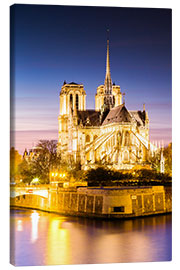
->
[10,4,172,154]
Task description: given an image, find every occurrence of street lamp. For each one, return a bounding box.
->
[31,178,39,185]
[50,170,67,186]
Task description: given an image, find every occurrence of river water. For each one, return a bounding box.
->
[10,207,172,266]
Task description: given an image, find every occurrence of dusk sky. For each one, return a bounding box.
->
[10,4,172,154]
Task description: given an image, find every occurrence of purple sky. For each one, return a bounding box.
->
[10,5,172,154]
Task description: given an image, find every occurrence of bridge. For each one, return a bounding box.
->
[10,185,50,199]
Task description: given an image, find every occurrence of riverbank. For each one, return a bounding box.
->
[10,185,172,219]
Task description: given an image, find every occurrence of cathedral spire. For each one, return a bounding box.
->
[103,29,114,110]
[104,29,112,95]
[105,30,111,80]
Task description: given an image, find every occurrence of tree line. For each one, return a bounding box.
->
[10,140,84,185]
[10,140,172,185]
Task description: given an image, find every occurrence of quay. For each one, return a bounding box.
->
[10,184,172,218]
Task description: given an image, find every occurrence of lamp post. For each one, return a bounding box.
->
[50,170,67,187]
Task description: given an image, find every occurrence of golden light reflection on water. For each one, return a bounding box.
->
[17,220,23,232]
[30,212,40,243]
[46,218,70,265]
[10,209,172,266]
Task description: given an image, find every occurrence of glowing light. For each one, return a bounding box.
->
[31,212,40,243]
[55,173,58,176]
[52,173,54,176]
[17,220,23,232]
[31,178,39,184]
[63,182,69,188]
[59,173,66,178]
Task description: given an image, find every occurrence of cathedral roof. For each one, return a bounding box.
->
[76,106,146,128]
[68,82,79,85]
[102,104,133,125]
[63,82,82,86]
[129,111,146,126]
[77,110,101,127]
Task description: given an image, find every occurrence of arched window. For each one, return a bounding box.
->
[76,94,79,110]
[117,131,122,146]
[86,135,90,143]
[70,94,73,109]
[124,151,129,162]
[124,131,130,146]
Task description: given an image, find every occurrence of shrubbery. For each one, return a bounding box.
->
[85,167,172,187]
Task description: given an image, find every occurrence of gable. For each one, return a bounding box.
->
[102,105,133,126]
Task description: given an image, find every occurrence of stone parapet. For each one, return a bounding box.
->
[10,185,171,218]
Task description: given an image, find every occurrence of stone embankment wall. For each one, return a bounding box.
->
[10,186,172,218]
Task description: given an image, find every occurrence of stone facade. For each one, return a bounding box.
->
[10,186,172,218]
[58,38,157,170]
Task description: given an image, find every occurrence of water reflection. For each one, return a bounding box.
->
[30,212,40,243]
[17,220,23,232]
[47,219,70,265]
[10,208,172,266]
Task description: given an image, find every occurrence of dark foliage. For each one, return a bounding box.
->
[85,167,172,187]
[18,159,35,184]
[164,143,172,175]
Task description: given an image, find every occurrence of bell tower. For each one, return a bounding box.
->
[59,82,86,116]
[58,82,86,155]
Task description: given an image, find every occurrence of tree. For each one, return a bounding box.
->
[85,167,132,186]
[29,140,61,184]
[149,151,161,172]
[164,143,172,175]
[84,166,171,187]
[149,143,172,176]
[18,159,34,184]
[10,147,22,183]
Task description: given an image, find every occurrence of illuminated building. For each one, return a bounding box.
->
[23,146,42,161]
[58,37,157,170]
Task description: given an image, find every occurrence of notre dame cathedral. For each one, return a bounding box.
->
[58,37,156,170]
